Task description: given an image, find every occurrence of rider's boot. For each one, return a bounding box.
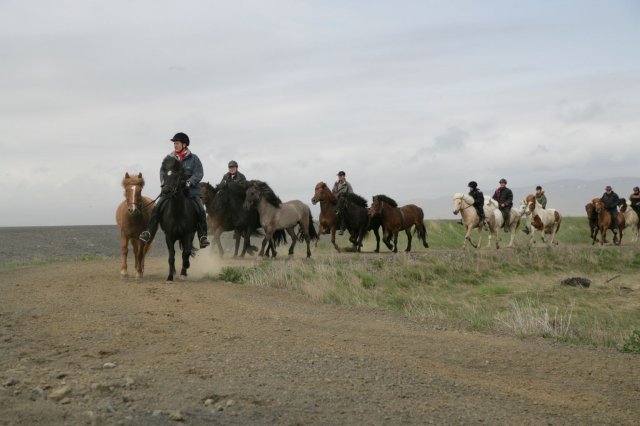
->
[195,200,210,248]
[139,198,164,244]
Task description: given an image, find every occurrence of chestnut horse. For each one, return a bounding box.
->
[522,194,561,246]
[311,182,340,251]
[592,198,625,245]
[585,202,599,244]
[115,172,155,278]
[368,195,428,253]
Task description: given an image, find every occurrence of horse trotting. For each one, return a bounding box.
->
[593,198,624,246]
[244,180,318,258]
[159,157,199,281]
[452,193,485,249]
[115,172,155,279]
[618,198,640,243]
[368,195,428,253]
[311,181,340,252]
[522,194,561,246]
[485,197,520,248]
[336,193,370,252]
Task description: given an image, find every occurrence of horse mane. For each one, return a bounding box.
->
[342,192,368,208]
[122,173,145,188]
[162,155,182,173]
[485,196,498,207]
[453,193,474,204]
[247,180,282,207]
[373,194,397,207]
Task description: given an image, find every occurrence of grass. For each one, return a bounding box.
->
[213,217,640,351]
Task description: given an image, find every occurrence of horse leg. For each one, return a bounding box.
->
[132,239,144,279]
[214,228,224,258]
[166,237,176,282]
[305,227,313,258]
[120,235,129,277]
[373,227,381,253]
[464,226,477,249]
[259,237,269,257]
[315,222,324,248]
[404,229,412,252]
[392,232,399,253]
[330,226,341,253]
[286,227,297,256]
[233,230,242,257]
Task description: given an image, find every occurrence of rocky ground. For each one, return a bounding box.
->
[0,227,639,424]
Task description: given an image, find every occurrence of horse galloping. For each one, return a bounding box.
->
[311,182,340,252]
[618,198,640,243]
[522,194,561,246]
[368,195,429,253]
[485,197,521,248]
[244,180,318,257]
[159,156,199,281]
[592,198,624,246]
[336,193,370,252]
[115,172,155,278]
[452,193,486,249]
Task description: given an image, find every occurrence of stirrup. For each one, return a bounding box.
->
[139,231,151,243]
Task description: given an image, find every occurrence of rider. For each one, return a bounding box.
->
[629,186,640,218]
[601,185,620,228]
[468,181,485,227]
[332,171,354,235]
[535,185,547,208]
[492,178,513,232]
[139,132,210,248]
[220,160,247,186]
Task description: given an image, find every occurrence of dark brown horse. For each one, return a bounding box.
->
[115,172,155,278]
[368,195,429,253]
[311,182,340,252]
[592,198,625,246]
[585,201,599,244]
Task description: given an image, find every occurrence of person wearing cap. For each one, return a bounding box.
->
[630,186,640,218]
[467,181,486,227]
[220,160,246,186]
[492,178,513,232]
[332,171,353,235]
[139,132,210,248]
[601,185,620,228]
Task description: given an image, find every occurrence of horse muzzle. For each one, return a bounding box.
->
[311,196,318,205]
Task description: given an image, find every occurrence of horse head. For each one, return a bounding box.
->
[618,198,628,212]
[160,156,185,197]
[369,194,396,218]
[122,172,145,216]
[452,193,465,215]
[311,181,335,205]
[592,198,604,213]
[200,182,218,206]
[243,180,281,210]
[485,196,499,208]
[524,194,537,215]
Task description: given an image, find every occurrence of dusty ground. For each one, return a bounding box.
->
[1,248,639,426]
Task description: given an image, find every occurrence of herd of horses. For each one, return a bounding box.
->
[116,166,639,281]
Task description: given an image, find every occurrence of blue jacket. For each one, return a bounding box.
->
[160,151,204,198]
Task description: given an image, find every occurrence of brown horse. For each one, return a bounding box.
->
[311,181,340,252]
[368,195,429,253]
[585,202,599,244]
[592,198,625,245]
[115,172,155,278]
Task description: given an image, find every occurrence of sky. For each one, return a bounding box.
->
[1,0,639,226]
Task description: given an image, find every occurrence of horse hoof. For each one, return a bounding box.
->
[120,271,128,278]
[179,275,187,281]
[135,273,142,279]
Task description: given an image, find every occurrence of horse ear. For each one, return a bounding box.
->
[138,172,142,178]
[125,172,130,178]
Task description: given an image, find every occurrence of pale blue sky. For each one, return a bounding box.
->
[1,1,638,225]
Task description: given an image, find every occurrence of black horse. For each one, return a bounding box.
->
[336,193,370,252]
[159,156,199,281]
[201,181,285,257]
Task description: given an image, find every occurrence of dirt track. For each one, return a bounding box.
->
[1,255,639,425]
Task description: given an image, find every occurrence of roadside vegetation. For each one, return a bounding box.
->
[217,217,640,352]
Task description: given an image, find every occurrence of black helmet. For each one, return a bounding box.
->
[468,181,477,189]
[634,186,639,193]
[228,160,238,168]
[170,132,190,146]
[499,178,507,184]
[337,171,346,176]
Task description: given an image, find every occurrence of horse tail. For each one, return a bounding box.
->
[416,208,429,248]
[307,212,319,241]
[272,229,287,246]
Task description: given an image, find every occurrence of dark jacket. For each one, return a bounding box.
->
[629,193,640,207]
[220,171,247,186]
[601,191,620,210]
[160,151,204,198]
[492,187,513,209]
[469,188,484,209]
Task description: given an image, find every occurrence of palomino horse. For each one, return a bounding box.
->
[368,195,429,253]
[485,197,521,248]
[521,194,561,246]
[453,193,491,249]
[159,156,199,281]
[244,180,319,257]
[618,198,640,243]
[115,173,155,278]
[311,182,340,252]
[585,202,599,244]
[592,198,625,246]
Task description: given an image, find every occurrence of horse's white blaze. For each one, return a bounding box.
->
[129,185,138,211]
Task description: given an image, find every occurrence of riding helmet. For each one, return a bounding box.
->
[337,171,346,176]
[228,160,238,168]
[170,132,190,146]
[499,178,507,184]
[634,186,639,193]
[468,181,477,189]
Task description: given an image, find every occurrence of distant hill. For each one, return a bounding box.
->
[404,177,640,219]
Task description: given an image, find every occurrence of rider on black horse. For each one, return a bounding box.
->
[139,132,210,248]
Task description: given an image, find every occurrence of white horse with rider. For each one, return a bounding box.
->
[452,193,519,249]
[485,196,521,248]
[618,198,640,243]
[519,194,562,246]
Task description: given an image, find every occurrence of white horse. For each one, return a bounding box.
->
[453,193,487,248]
[521,194,562,246]
[485,197,521,248]
[619,199,639,243]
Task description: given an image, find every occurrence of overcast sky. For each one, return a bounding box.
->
[1,0,639,226]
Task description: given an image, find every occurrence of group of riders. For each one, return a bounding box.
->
[466,180,640,232]
[137,131,640,248]
[137,132,356,248]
